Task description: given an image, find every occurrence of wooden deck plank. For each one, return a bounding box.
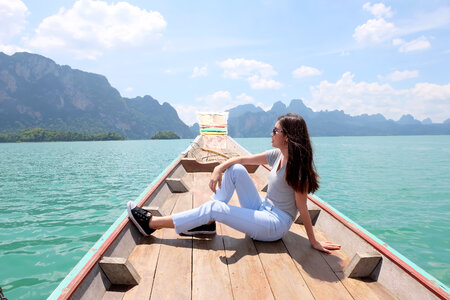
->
[248,174,316,299]
[150,192,193,300]
[121,173,196,299]
[252,175,317,300]
[313,227,398,300]
[221,194,275,300]
[123,193,193,299]
[121,229,163,299]
[192,173,233,300]
[253,240,315,300]
[282,223,354,300]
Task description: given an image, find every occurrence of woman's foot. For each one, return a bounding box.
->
[127,201,156,236]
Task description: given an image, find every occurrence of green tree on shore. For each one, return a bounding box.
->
[151,131,180,139]
[0,128,125,143]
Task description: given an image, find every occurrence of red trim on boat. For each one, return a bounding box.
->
[57,155,185,299]
[308,195,449,300]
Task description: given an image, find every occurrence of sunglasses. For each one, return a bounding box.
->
[272,127,284,135]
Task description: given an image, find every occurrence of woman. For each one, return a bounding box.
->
[127,113,340,253]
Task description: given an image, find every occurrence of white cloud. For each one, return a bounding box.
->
[292,65,322,79]
[379,70,419,82]
[218,58,282,89]
[0,0,29,54]
[353,18,397,45]
[173,104,199,126]
[175,91,256,125]
[392,36,431,52]
[354,3,444,52]
[411,82,450,102]
[247,75,282,89]
[0,44,29,55]
[0,0,29,41]
[196,90,233,104]
[396,7,450,36]
[236,93,255,103]
[353,3,396,45]
[308,72,450,122]
[191,65,208,78]
[363,2,393,19]
[25,0,166,59]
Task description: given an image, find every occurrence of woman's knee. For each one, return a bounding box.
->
[208,200,231,221]
[201,200,228,214]
[229,163,246,172]
[228,164,249,180]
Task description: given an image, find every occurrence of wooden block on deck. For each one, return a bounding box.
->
[294,209,321,225]
[144,191,189,217]
[166,178,189,193]
[283,223,354,299]
[344,252,382,279]
[311,228,397,300]
[99,257,140,286]
[142,206,163,216]
[181,158,219,172]
[180,158,259,173]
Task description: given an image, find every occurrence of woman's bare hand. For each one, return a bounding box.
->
[311,240,341,254]
[209,168,223,193]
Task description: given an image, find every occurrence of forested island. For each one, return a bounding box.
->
[0,128,125,143]
[151,131,180,139]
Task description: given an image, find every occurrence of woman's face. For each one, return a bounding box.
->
[271,121,287,149]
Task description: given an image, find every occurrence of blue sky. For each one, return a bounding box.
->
[1,0,449,124]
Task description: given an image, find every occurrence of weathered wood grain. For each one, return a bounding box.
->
[192,173,233,300]
[150,192,193,300]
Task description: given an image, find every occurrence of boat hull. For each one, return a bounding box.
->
[50,135,449,299]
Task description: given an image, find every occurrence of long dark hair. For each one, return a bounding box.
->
[278,113,319,194]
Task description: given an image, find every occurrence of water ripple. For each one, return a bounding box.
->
[0,139,190,299]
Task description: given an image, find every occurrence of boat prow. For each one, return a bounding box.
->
[50,135,450,300]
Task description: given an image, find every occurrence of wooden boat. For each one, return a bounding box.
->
[50,135,449,299]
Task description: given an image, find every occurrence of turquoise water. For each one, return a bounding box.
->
[0,136,449,299]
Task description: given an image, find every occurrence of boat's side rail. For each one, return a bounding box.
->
[49,153,188,299]
[308,195,449,300]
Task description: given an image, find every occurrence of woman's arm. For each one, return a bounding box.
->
[295,191,341,254]
[209,153,267,193]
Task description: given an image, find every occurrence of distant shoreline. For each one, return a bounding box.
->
[0,128,125,143]
[2,132,450,144]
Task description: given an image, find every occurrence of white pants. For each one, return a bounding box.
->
[172,164,293,241]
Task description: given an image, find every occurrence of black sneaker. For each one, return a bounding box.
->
[180,222,216,236]
[127,201,155,236]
